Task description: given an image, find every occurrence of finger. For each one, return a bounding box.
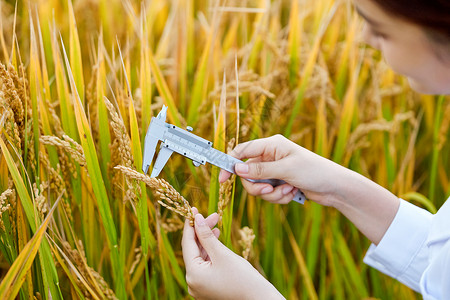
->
[241,181,297,204]
[194,214,227,260]
[212,228,220,238]
[276,188,301,204]
[235,160,284,181]
[219,169,232,183]
[219,158,261,183]
[182,215,202,269]
[200,228,221,261]
[261,184,294,200]
[191,207,203,251]
[192,208,218,228]
[260,185,297,204]
[192,207,199,216]
[193,210,218,254]
[229,137,276,160]
[240,179,274,196]
[205,212,219,229]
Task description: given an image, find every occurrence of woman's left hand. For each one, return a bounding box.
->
[182,208,285,300]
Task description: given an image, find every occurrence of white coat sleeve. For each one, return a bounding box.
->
[363,199,433,292]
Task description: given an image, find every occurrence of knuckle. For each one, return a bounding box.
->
[254,163,264,177]
[280,194,294,204]
[273,134,285,142]
[263,194,280,203]
[232,143,246,159]
[274,134,291,147]
[187,284,199,298]
[187,287,195,298]
[186,273,194,286]
[241,181,258,196]
[186,273,197,288]
[186,269,203,294]
[247,188,260,197]
[197,228,214,240]
[229,148,239,158]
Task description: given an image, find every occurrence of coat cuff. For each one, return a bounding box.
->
[364,199,432,292]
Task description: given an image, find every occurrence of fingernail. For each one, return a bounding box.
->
[283,186,294,195]
[261,186,273,194]
[235,163,249,174]
[195,214,206,226]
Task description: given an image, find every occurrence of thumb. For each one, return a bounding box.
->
[194,214,226,260]
[235,161,282,180]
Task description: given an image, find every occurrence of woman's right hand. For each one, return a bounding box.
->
[219,135,350,207]
[219,134,401,245]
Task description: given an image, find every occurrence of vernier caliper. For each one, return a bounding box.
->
[142,106,306,204]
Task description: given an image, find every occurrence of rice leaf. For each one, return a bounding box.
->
[128,92,154,256]
[187,0,222,125]
[59,36,126,299]
[288,0,302,86]
[401,192,437,214]
[96,33,112,192]
[332,55,360,164]
[68,0,85,103]
[284,4,337,137]
[0,197,60,300]
[28,13,42,176]
[283,216,318,300]
[0,137,35,229]
[147,47,181,127]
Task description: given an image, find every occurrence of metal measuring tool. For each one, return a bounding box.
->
[142,105,306,204]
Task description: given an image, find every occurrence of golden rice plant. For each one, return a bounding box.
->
[0,0,448,299]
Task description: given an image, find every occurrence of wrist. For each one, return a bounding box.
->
[329,167,400,244]
[330,167,360,210]
[310,158,355,208]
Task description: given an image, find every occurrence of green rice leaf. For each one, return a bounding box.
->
[0,197,60,300]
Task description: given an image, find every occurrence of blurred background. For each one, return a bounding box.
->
[0,0,448,299]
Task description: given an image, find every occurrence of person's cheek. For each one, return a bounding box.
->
[381,44,411,77]
[407,77,436,95]
[361,26,381,50]
[383,46,434,94]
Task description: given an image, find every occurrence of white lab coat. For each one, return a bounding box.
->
[364,198,450,299]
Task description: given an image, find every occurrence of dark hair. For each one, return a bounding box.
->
[371,0,450,43]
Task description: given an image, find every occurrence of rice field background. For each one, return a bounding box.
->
[0,0,449,299]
